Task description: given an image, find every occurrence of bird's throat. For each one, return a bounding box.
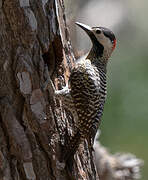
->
[86,47,107,72]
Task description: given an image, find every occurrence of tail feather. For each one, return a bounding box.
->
[62,131,82,161]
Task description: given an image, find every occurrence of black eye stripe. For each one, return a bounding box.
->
[93,27,116,43]
[103,31,115,42]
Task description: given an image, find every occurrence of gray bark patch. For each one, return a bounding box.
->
[31,102,46,124]
[24,9,37,31]
[23,162,36,180]
[17,72,32,94]
[19,0,30,7]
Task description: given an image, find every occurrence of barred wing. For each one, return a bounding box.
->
[69,62,102,136]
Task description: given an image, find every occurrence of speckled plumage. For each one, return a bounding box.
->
[70,59,107,137]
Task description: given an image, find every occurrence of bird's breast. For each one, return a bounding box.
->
[70,60,107,103]
[69,60,107,134]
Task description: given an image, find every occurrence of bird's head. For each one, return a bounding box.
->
[76,22,116,63]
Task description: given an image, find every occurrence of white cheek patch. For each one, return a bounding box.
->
[96,34,113,51]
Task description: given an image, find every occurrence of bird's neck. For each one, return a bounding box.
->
[86,47,107,73]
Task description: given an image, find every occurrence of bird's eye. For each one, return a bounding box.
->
[96,29,101,34]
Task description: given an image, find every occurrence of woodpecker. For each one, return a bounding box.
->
[43,22,116,160]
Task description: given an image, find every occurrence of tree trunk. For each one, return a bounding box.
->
[0,0,143,180]
[0,0,98,179]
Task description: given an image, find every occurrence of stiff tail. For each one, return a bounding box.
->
[62,131,82,161]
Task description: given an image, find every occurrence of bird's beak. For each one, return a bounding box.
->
[75,22,92,36]
[75,22,101,47]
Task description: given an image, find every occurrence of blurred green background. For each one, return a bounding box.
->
[65,0,148,179]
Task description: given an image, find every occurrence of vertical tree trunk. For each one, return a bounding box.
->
[0,0,98,179]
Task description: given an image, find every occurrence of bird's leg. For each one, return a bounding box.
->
[42,65,75,113]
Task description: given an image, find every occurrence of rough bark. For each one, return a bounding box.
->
[0,0,98,179]
[0,0,143,180]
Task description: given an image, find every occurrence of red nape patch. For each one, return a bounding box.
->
[112,39,117,51]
